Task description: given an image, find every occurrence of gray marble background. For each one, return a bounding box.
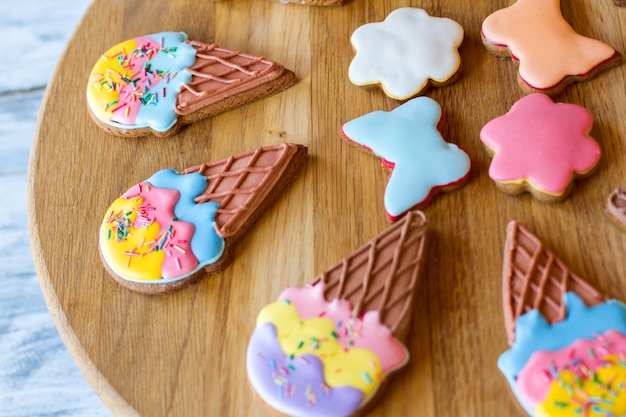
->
[1,1,112,416]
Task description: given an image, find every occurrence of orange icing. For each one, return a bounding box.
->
[481,0,617,89]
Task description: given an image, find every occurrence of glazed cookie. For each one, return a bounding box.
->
[99,143,307,293]
[348,8,464,100]
[481,0,621,96]
[87,32,296,137]
[497,220,626,417]
[247,210,427,417]
[480,94,601,202]
[341,96,471,221]
[607,187,626,232]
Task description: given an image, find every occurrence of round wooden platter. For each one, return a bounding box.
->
[27,0,626,415]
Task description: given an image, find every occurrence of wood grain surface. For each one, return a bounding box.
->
[28,0,626,416]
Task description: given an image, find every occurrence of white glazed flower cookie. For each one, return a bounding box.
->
[348,8,464,100]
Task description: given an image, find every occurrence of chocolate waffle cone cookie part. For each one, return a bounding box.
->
[606,187,626,231]
[86,32,296,137]
[246,210,427,417]
[99,143,307,294]
[502,220,606,345]
[182,143,307,240]
[175,42,295,118]
[313,210,428,341]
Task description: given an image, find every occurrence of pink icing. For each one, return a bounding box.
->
[480,93,600,195]
[122,182,199,278]
[516,330,626,408]
[277,283,408,372]
[109,36,165,125]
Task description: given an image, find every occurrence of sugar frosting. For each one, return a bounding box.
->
[99,169,224,283]
[481,0,618,91]
[247,283,409,416]
[87,32,196,133]
[499,293,626,417]
[480,93,600,197]
[341,96,471,220]
[349,8,463,100]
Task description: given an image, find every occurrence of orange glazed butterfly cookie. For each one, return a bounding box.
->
[481,0,621,96]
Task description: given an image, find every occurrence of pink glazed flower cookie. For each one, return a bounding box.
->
[480,94,601,202]
[341,97,471,221]
[348,8,464,100]
[481,0,621,96]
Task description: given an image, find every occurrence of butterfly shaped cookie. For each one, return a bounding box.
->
[481,0,621,96]
[341,97,471,221]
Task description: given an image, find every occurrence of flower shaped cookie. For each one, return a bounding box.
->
[348,8,464,100]
[480,94,601,202]
[481,0,621,96]
[341,97,471,221]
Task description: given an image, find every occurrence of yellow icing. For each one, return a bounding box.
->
[87,38,138,122]
[536,358,626,417]
[257,300,383,397]
[99,196,165,280]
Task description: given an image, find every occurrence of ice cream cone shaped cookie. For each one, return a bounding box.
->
[87,32,296,137]
[99,143,307,293]
[247,210,428,417]
[607,188,626,232]
[497,221,626,417]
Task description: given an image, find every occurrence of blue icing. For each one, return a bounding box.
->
[498,293,626,379]
[146,169,224,266]
[134,32,196,132]
[497,292,626,416]
[341,97,470,217]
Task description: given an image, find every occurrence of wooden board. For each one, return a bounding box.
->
[28,0,626,415]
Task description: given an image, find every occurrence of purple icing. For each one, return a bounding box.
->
[246,323,365,417]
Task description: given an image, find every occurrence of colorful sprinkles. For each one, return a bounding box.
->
[535,333,626,416]
[90,40,181,115]
[256,353,334,407]
[103,184,189,276]
[253,302,392,409]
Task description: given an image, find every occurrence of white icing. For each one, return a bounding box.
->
[341,97,471,218]
[348,8,464,100]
